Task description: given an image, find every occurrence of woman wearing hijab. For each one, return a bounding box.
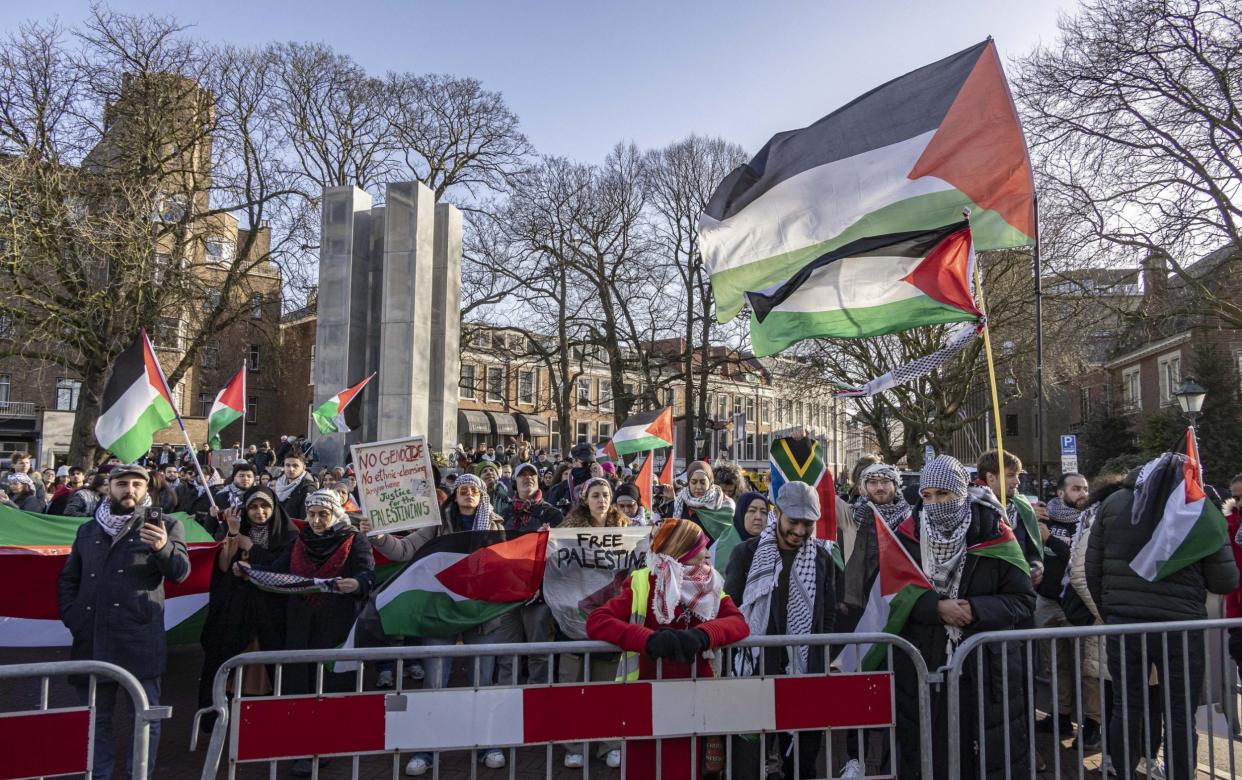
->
[587,519,750,779]
[731,491,770,541]
[671,461,735,529]
[893,456,1035,779]
[195,486,295,728]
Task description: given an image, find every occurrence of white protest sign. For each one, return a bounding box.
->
[213,448,240,473]
[350,436,441,535]
[543,526,651,640]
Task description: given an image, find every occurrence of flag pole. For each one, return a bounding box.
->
[239,363,248,455]
[970,228,1009,510]
[142,330,219,512]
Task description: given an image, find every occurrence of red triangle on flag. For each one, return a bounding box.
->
[899,226,981,316]
[646,407,674,445]
[658,448,673,486]
[337,373,375,409]
[434,531,548,603]
[635,452,653,511]
[874,510,933,596]
[218,366,247,412]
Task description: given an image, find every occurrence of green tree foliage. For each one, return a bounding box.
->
[1189,342,1242,484]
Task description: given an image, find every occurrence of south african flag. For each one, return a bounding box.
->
[769,435,842,568]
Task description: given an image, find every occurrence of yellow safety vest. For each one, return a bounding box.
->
[617,568,651,682]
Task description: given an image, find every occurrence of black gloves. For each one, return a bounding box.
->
[645,628,681,660]
[647,628,711,663]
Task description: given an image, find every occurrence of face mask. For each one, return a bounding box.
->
[924,496,967,531]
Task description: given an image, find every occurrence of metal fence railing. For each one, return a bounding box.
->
[0,659,169,780]
[194,633,933,780]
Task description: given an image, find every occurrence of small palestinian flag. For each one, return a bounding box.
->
[607,407,674,456]
[313,373,375,434]
[374,530,546,638]
[206,365,246,450]
[691,505,744,572]
[769,436,841,567]
[95,330,177,463]
[1131,429,1229,582]
[745,222,981,356]
[635,449,654,511]
[835,509,933,672]
[701,39,1033,322]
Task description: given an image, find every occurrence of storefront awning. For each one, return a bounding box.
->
[458,410,492,435]
[486,411,519,436]
[515,414,550,438]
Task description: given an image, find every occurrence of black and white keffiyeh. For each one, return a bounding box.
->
[737,513,818,674]
[835,322,981,398]
[918,456,972,651]
[452,473,496,531]
[671,484,734,519]
[93,495,153,537]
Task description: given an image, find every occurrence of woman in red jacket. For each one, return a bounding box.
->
[586,518,750,779]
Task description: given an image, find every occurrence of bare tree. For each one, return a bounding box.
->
[1016,0,1242,324]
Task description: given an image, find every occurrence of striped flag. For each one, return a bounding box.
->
[313,373,375,434]
[206,365,246,449]
[701,39,1034,322]
[745,222,981,356]
[836,509,933,672]
[1131,429,1229,582]
[94,330,177,462]
[768,436,841,567]
[608,407,675,456]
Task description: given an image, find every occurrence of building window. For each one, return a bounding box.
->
[486,366,505,403]
[598,422,613,442]
[518,370,534,405]
[1158,353,1181,405]
[1079,387,1092,422]
[247,344,260,372]
[1004,413,1020,438]
[550,426,560,455]
[152,317,181,349]
[205,237,234,263]
[54,379,81,411]
[197,393,214,417]
[0,373,9,404]
[717,394,728,420]
[762,400,771,425]
[663,387,675,409]
[1121,367,1141,412]
[470,331,490,350]
[459,364,476,399]
[576,420,590,444]
[199,346,219,369]
[251,293,263,319]
[746,432,756,461]
[577,378,592,409]
[203,289,221,313]
[246,395,257,424]
[600,380,613,411]
[0,315,13,340]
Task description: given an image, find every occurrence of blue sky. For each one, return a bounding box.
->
[1,1,1074,162]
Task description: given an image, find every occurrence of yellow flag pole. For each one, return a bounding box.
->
[971,243,1008,510]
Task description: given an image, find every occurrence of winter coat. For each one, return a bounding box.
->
[724,536,837,673]
[500,498,563,532]
[57,512,191,679]
[1085,468,1238,624]
[11,491,45,513]
[893,505,1036,780]
[62,489,102,518]
[275,474,316,520]
[586,569,749,780]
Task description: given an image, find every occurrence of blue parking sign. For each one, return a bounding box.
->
[1060,435,1077,455]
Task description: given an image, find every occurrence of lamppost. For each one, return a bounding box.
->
[1174,377,1207,429]
[693,429,706,461]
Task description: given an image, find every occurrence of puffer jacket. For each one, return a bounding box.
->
[1085,468,1238,623]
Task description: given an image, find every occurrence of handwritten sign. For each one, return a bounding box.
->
[350,436,441,535]
[544,526,651,639]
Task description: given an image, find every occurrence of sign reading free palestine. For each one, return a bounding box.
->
[350,435,441,535]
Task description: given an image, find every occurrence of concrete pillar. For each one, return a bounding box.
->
[313,186,372,468]
[361,206,385,442]
[428,202,462,452]
[377,181,436,440]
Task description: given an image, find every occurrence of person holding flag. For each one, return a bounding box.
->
[671,461,734,526]
[724,481,836,779]
[1085,437,1237,780]
[842,462,913,623]
[893,455,1035,779]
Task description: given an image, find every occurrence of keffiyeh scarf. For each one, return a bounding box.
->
[273,472,312,502]
[453,474,496,531]
[650,552,723,625]
[509,489,545,531]
[851,494,911,531]
[94,495,153,537]
[917,455,972,652]
[737,514,818,674]
[672,484,734,520]
[221,482,247,508]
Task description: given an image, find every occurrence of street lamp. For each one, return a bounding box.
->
[1174,377,1207,426]
[693,429,706,459]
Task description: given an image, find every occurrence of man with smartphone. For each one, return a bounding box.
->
[57,463,190,779]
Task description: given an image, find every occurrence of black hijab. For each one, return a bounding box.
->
[239,485,295,550]
[732,491,770,540]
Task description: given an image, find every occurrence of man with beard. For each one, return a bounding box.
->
[57,465,190,779]
[1032,472,1100,749]
[273,451,316,519]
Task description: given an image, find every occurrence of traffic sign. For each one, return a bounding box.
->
[1060,435,1077,455]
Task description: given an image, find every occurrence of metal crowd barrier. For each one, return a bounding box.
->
[943,617,1242,780]
[0,659,169,780]
[194,633,933,779]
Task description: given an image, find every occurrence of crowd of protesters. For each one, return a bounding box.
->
[9,430,1239,779]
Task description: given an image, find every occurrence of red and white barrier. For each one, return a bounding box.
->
[233,674,892,761]
[0,707,91,780]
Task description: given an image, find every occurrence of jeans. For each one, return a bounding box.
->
[74,677,162,780]
[494,603,554,685]
[1106,629,1204,780]
[413,629,501,764]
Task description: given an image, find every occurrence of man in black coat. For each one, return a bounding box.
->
[725,481,836,779]
[1086,456,1238,780]
[57,464,191,779]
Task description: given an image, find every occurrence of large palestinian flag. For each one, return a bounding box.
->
[835,509,933,672]
[0,506,218,646]
[769,436,840,566]
[206,365,247,450]
[701,39,1034,322]
[607,407,674,456]
[94,330,178,463]
[745,222,980,356]
[1131,429,1229,582]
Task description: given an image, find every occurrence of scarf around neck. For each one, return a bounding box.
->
[292,521,354,570]
[273,472,311,502]
[852,494,911,531]
[672,484,733,520]
[737,513,818,674]
[919,499,971,652]
[1045,497,1082,538]
[650,552,723,626]
[94,495,153,537]
[509,489,544,530]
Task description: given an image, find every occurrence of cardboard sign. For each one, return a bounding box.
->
[213,448,240,473]
[350,436,442,535]
[543,526,651,639]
